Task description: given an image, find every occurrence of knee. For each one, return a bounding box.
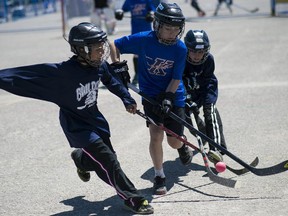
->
[167,136,182,149]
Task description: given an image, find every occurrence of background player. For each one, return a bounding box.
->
[190,0,206,17]
[214,0,233,16]
[91,0,117,35]
[115,0,156,85]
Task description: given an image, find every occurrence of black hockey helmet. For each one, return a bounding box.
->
[68,22,110,67]
[153,2,185,45]
[184,30,210,65]
[68,22,107,46]
[154,2,185,27]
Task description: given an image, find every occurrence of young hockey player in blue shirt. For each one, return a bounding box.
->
[0,22,153,215]
[183,29,227,163]
[110,2,193,195]
[115,0,155,84]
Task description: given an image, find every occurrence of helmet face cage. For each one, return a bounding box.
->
[68,22,110,67]
[75,40,110,67]
[153,3,185,45]
[153,19,185,45]
[184,30,210,65]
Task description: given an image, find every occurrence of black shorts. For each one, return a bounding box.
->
[142,100,185,137]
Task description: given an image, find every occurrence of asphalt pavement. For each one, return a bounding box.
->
[0,0,288,215]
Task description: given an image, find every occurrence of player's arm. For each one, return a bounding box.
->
[166,79,180,93]
[109,41,121,63]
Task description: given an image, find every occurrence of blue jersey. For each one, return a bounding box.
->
[183,53,218,106]
[0,57,135,148]
[115,31,187,107]
[122,0,155,34]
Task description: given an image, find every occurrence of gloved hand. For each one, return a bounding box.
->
[153,92,175,117]
[145,11,154,22]
[115,9,124,20]
[110,60,131,88]
[126,103,137,114]
[185,99,199,115]
[183,76,199,93]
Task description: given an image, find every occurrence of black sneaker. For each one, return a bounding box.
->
[153,176,167,195]
[124,199,154,215]
[207,149,223,164]
[177,144,193,165]
[71,150,91,182]
[76,168,90,182]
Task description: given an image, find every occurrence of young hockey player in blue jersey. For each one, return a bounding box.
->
[0,22,153,215]
[183,29,227,163]
[110,2,193,195]
[115,0,156,84]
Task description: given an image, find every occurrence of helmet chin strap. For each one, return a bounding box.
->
[76,56,90,67]
[79,55,101,68]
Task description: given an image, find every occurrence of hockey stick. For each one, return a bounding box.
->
[186,106,259,175]
[232,4,259,13]
[128,83,288,176]
[137,109,258,176]
[123,15,146,19]
[135,110,238,188]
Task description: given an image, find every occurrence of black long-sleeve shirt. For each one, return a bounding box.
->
[0,56,135,148]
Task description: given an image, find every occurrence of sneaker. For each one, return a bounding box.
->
[153,176,167,195]
[207,149,223,164]
[71,150,91,182]
[198,11,206,17]
[124,199,154,215]
[76,168,90,182]
[177,144,193,165]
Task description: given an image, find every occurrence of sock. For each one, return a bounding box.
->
[154,168,165,178]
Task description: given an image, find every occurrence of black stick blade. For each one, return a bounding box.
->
[207,171,239,188]
[251,8,259,13]
[251,160,288,176]
[226,157,259,175]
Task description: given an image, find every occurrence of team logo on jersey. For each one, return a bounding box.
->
[147,57,174,76]
[189,70,203,77]
[132,4,146,15]
[76,81,100,110]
